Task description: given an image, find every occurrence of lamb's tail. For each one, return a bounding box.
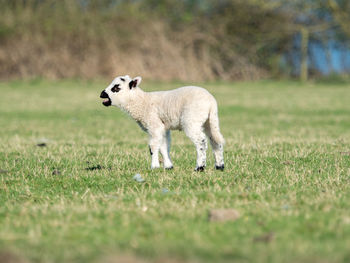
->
[207,104,225,145]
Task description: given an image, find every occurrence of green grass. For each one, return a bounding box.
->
[0,79,350,263]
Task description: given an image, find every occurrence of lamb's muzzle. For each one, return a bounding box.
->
[100,90,111,106]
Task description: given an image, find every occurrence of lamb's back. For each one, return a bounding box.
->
[151,86,214,107]
[148,86,215,129]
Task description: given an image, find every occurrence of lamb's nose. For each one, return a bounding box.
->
[100,90,108,98]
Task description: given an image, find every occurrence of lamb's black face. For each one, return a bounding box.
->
[100,90,111,107]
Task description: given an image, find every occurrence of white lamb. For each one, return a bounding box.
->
[100,75,225,171]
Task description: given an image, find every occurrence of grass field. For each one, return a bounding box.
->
[0,79,349,263]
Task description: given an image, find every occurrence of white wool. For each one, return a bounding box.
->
[102,75,225,170]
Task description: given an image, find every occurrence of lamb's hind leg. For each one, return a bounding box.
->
[160,130,173,169]
[185,127,208,171]
[204,122,224,171]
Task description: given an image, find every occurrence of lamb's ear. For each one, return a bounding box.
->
[129,76,142,89]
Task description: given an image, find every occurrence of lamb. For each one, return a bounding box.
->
[100,75,225,171]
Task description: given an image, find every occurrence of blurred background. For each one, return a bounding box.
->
[1,0,350,82]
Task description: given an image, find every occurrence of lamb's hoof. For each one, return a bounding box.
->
[195,166,205,172]
[215,165,225,171]
[165,166,173,170]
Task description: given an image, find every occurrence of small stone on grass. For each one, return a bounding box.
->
[0,251,28,263]
[133,174,145,183]
[162,188,170,194]
[85,165,103,171]
[253,232,275,243]
[208,208,240,222]
[36,138,50,147]
[52,169,61,175]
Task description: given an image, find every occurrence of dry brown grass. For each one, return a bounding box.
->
[0,1,268,81]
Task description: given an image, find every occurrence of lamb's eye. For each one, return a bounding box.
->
[111,84,120,93]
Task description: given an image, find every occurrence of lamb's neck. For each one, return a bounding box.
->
[121,89,149,122]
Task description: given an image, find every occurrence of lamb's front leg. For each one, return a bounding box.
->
[148,129,163,169]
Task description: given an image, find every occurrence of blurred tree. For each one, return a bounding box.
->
[0,0,349,80]
[326,0,350,37]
